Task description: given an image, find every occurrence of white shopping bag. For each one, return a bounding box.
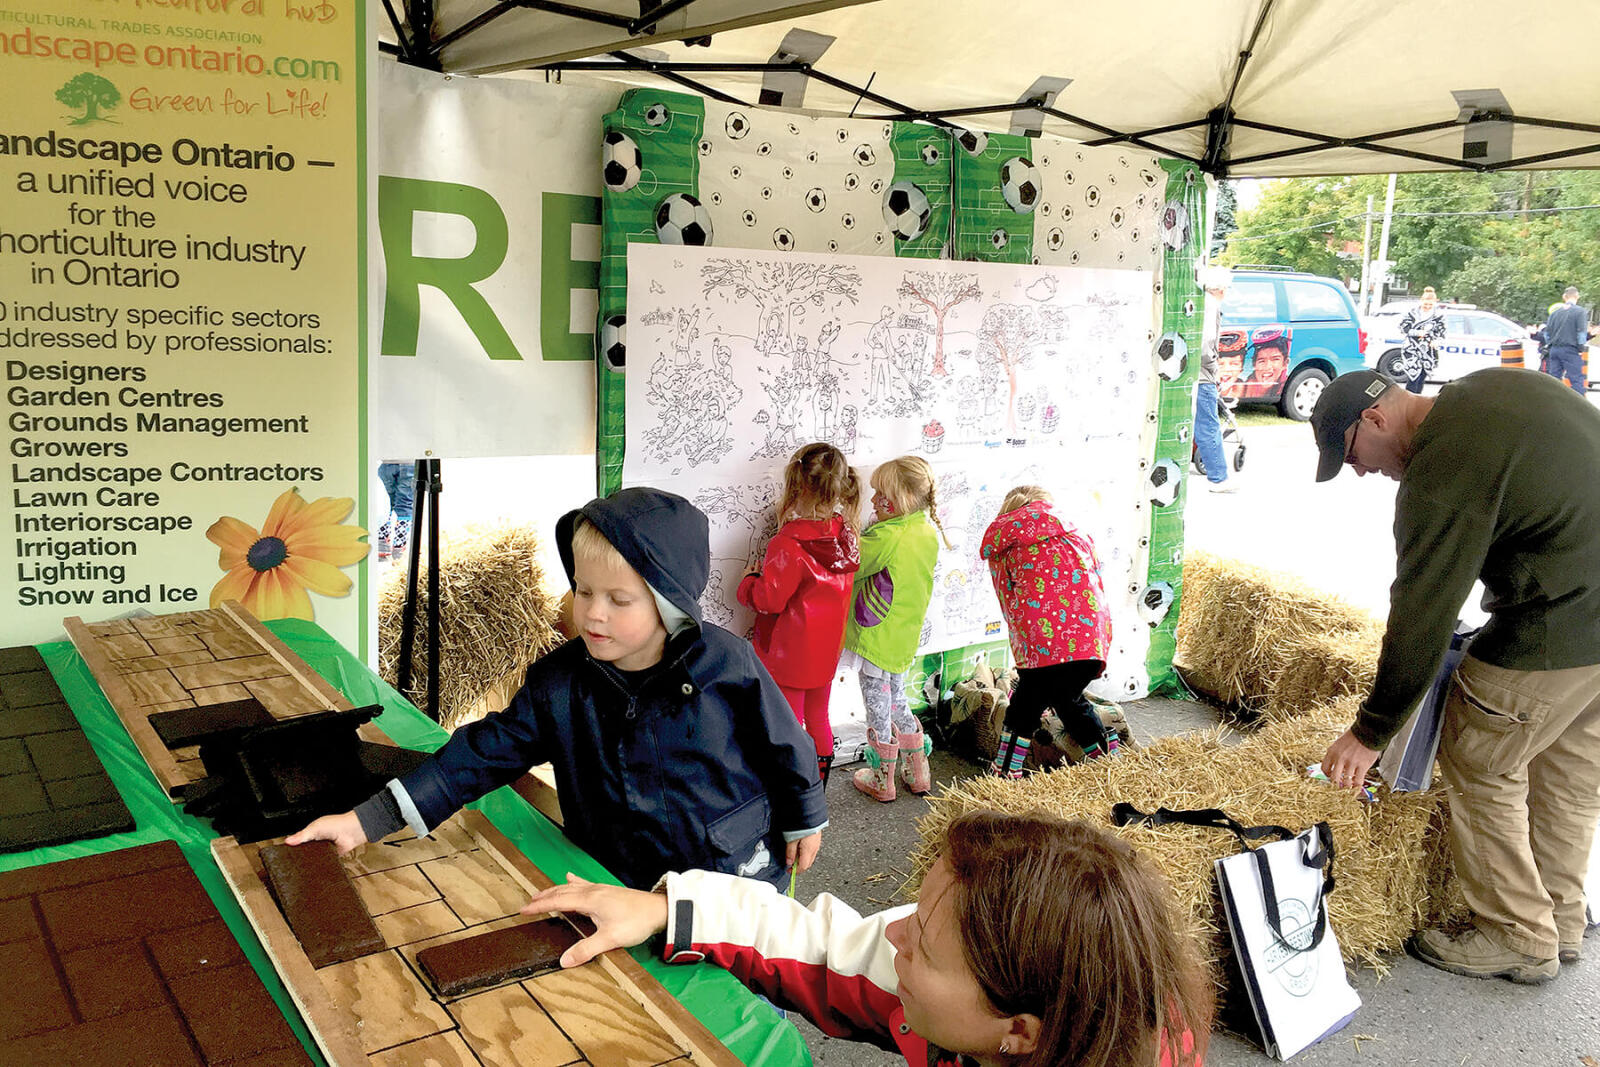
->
[1378,623,1477,792]
[1215,825,1361,1060]
[830,664,869,765]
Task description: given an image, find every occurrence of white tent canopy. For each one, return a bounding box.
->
[378,0,1600,177]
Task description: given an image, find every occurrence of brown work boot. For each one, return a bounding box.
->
[1559,940,1582,964]
[1409,926,1558,985]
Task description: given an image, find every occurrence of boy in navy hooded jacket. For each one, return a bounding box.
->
[289,488,827,890]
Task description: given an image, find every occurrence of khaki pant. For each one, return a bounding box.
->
[1437,655,1600,958]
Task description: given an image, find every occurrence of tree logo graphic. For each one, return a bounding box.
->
[56,73,121,125]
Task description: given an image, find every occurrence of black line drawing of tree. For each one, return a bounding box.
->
[897,271,981,377]
[56,73,120,125]
[695,485,779,564]
[977,304,1041,432]
[702,259,862,346]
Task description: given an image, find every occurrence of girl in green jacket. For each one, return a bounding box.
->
[846,455,951,802]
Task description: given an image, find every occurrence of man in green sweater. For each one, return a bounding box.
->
[1311,368,1600,985]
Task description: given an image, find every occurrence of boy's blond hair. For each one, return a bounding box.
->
[871,455,953,548]
[1000,485,1052,516]
[570,517,628,571]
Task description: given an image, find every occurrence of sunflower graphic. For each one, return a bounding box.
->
[206,489,370,620]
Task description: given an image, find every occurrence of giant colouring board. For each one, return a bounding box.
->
[598,89,1205,698]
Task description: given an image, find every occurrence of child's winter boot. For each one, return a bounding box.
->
[897,729,932,796]
[852,730,899,802]
[989,729,1030,779]
[816,754,834,789]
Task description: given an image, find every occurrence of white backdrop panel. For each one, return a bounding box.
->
[622,243,1157,697]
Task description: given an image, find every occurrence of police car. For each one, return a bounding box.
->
[1365,302,1532,383]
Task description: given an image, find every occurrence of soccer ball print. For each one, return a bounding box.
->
[602,131,643,192]
[655,193,713,245]
[883,181,933,240]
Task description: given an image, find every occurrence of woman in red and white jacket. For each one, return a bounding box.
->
[525,811,1209,1067]
[738,442,861,785]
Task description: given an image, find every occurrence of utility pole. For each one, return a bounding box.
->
[1374,173,1398,309]
[1358,194,1375,316]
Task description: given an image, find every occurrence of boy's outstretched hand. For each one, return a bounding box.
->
[522,873,668,968]
[785,829,822,874]
[285,811,368,854]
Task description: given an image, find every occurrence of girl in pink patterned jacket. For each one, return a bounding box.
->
[980,486,1115,776]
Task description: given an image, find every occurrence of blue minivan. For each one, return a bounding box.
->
[1219,268,1369,420]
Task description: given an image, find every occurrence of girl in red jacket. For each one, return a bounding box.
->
[738,442,861,785]
[981,485,1116,776]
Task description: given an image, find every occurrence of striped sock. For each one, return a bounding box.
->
[1005,735,1031,773]
[1106,733,1121,755]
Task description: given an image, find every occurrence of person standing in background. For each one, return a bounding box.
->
[377,461,416,561]
[1544,287,1595,395]
[1397,286,1446,395]
[1193,267,1236,492]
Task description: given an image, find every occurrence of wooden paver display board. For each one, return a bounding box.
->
[215,810,743,1067]
[64,602,366,800]
[0,839,312,1065]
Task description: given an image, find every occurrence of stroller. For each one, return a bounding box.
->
[1192,392,1246,478]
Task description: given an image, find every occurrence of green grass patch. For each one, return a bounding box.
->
[1231,406,1298,427]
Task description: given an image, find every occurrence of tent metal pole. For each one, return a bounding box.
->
[1488,143,1600,170]
[379,0,418,63]
[1500,115,1600,137]
[514,1,633,29]
[1204,0,1276,173]
[543,59,801,72]
[1085,118,1208,147]
[801,67,936,126]
[1040,105,1200,164]
[403,0,440,70]
[601,51,752,105]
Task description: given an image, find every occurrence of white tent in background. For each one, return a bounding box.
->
[376,0,1600,177]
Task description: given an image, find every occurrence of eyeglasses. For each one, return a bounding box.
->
[1345,418,1362,466]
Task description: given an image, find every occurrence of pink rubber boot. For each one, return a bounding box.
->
[897,729,932,796]
[852,730,899,802]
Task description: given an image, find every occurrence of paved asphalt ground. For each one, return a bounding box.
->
[428,416,1600,1063]
[791,417,1600,1066]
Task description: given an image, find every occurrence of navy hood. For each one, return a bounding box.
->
[556,487,708,629]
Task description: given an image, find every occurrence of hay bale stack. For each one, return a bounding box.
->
[1260,628,1383,723]
[1175,552,1383,719]
[379,523,562,730]
[911,699,1454,975]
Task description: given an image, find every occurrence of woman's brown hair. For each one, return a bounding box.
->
[942,811,1211,1067]
[777,442,863,534]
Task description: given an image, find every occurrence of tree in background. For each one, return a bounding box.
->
[1443,172,1600,323]
[1210,181,1238,258]
[1219,170,1600,322]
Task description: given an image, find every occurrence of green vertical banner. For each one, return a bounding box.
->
[596,91,707,494]
[951,131,1035,264]
[1143,161,1206,694]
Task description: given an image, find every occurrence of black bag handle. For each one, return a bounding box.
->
[1112,803,1336,954]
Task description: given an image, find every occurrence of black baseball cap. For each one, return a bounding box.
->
[1310,370,1396,482]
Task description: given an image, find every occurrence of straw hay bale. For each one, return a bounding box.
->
[1175,551,1383,721]
[378,523,561,730]
[912,699,1454,976]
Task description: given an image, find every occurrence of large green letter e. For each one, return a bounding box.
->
[379,176,522,360]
